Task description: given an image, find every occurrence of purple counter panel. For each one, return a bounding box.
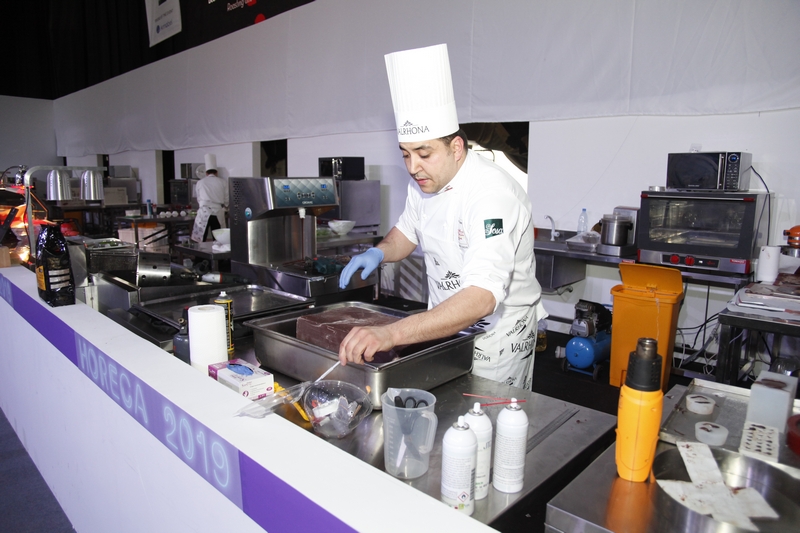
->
[0,272,354,533]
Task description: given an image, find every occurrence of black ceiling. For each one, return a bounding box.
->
[1,0,314,101]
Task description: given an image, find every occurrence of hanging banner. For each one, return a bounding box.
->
[145,0,183,47]
[179,0,315,48]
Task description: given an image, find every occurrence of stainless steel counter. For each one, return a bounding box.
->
[545,386,682,533]
[533,238,635,265]
[316,232,382,255]
[545,382,800,532]
[174,241,231,271]
[234,337,617,529]
[533,237,751,289]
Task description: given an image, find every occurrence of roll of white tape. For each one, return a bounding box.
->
[686,394,715,415]
[695,421,729,446]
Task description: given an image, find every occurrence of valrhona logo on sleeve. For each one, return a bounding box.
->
[484,219,503,238]
[435,271,461,291]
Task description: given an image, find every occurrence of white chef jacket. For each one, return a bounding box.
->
[395,150,546,389]
[191,174,228,242]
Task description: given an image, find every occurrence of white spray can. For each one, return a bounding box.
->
[492,398,528,493]
[441,415,477,515]
[464,402,493,500]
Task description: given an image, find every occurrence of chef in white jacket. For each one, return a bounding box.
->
[338,44,546,389]
[191,153,228,242]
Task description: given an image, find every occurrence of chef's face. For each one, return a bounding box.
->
[399,136,464,194]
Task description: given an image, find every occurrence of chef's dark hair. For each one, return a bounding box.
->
[439,129,468,152]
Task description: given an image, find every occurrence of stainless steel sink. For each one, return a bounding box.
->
[533,230,585,290]
[534,239,569,252]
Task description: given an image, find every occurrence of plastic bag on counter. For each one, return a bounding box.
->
[234,382,311,419]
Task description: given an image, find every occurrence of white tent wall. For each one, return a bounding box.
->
[0,96,61,173]
[53,0,800,155]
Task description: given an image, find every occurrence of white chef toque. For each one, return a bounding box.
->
[204,153,217,173]
[385,43,459,143]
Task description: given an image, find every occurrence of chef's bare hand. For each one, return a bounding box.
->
[338,326,395,366]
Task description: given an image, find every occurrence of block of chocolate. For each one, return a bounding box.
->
[296,307,404,364]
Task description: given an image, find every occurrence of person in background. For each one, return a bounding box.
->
[191,153,228,243]
[338,43,546,389]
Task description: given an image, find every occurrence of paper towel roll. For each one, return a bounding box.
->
[188,304,228,372]
[756,246,780,283]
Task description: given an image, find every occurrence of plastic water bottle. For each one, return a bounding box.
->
[577,208,589,234]
[535,318,548,352]
[146,199,153,217]
[464,402,493,500]
[441,415,477,515]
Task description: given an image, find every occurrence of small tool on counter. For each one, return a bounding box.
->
[315,360,340,382]
[393,394,428,465]
[235,381,312,419]
[235,360,341,419]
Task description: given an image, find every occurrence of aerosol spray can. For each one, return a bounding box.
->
[172,308,191,365]
[441,416,477,515]
[616,338,663,482]
[492,398,528,493]
[213,291,234,357]
[464,402,493,500]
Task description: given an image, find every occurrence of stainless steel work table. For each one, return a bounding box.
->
[234,337,617,529]
[316,232,383,255]
[545,381,800,532]
[716,306,800,385]
[545,386,683,533]
[116,214,196,249]
[174,241,231,271]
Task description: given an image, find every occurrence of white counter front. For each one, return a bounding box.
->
[0,266,492,533]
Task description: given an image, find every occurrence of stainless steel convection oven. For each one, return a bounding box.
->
[637,190,770,274]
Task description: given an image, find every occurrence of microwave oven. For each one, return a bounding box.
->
[666,152,751,191]
[637,190,769,274]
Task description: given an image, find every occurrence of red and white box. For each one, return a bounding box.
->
[208,359,274,400]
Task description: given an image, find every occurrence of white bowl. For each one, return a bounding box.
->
[328,220,356,235]
[212,228,231,244]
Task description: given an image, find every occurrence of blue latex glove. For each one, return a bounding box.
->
[339,247,384,289]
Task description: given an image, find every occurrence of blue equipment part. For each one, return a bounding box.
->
[566,330,611,370]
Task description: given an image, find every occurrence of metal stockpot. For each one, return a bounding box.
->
[600,214,632,246]
[782,245,800,258]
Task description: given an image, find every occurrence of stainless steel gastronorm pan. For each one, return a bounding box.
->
[244,301,481,409]
[134,284,311,330]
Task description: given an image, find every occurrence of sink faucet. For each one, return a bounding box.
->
[544,215,560,241]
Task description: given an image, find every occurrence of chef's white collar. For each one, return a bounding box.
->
[434,149,473,195]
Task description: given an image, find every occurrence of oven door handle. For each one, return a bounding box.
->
[645,195,749,201]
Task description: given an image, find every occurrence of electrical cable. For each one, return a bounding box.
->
[748,165,771,248]
[675,329,686,368]
[677,312,721,333]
